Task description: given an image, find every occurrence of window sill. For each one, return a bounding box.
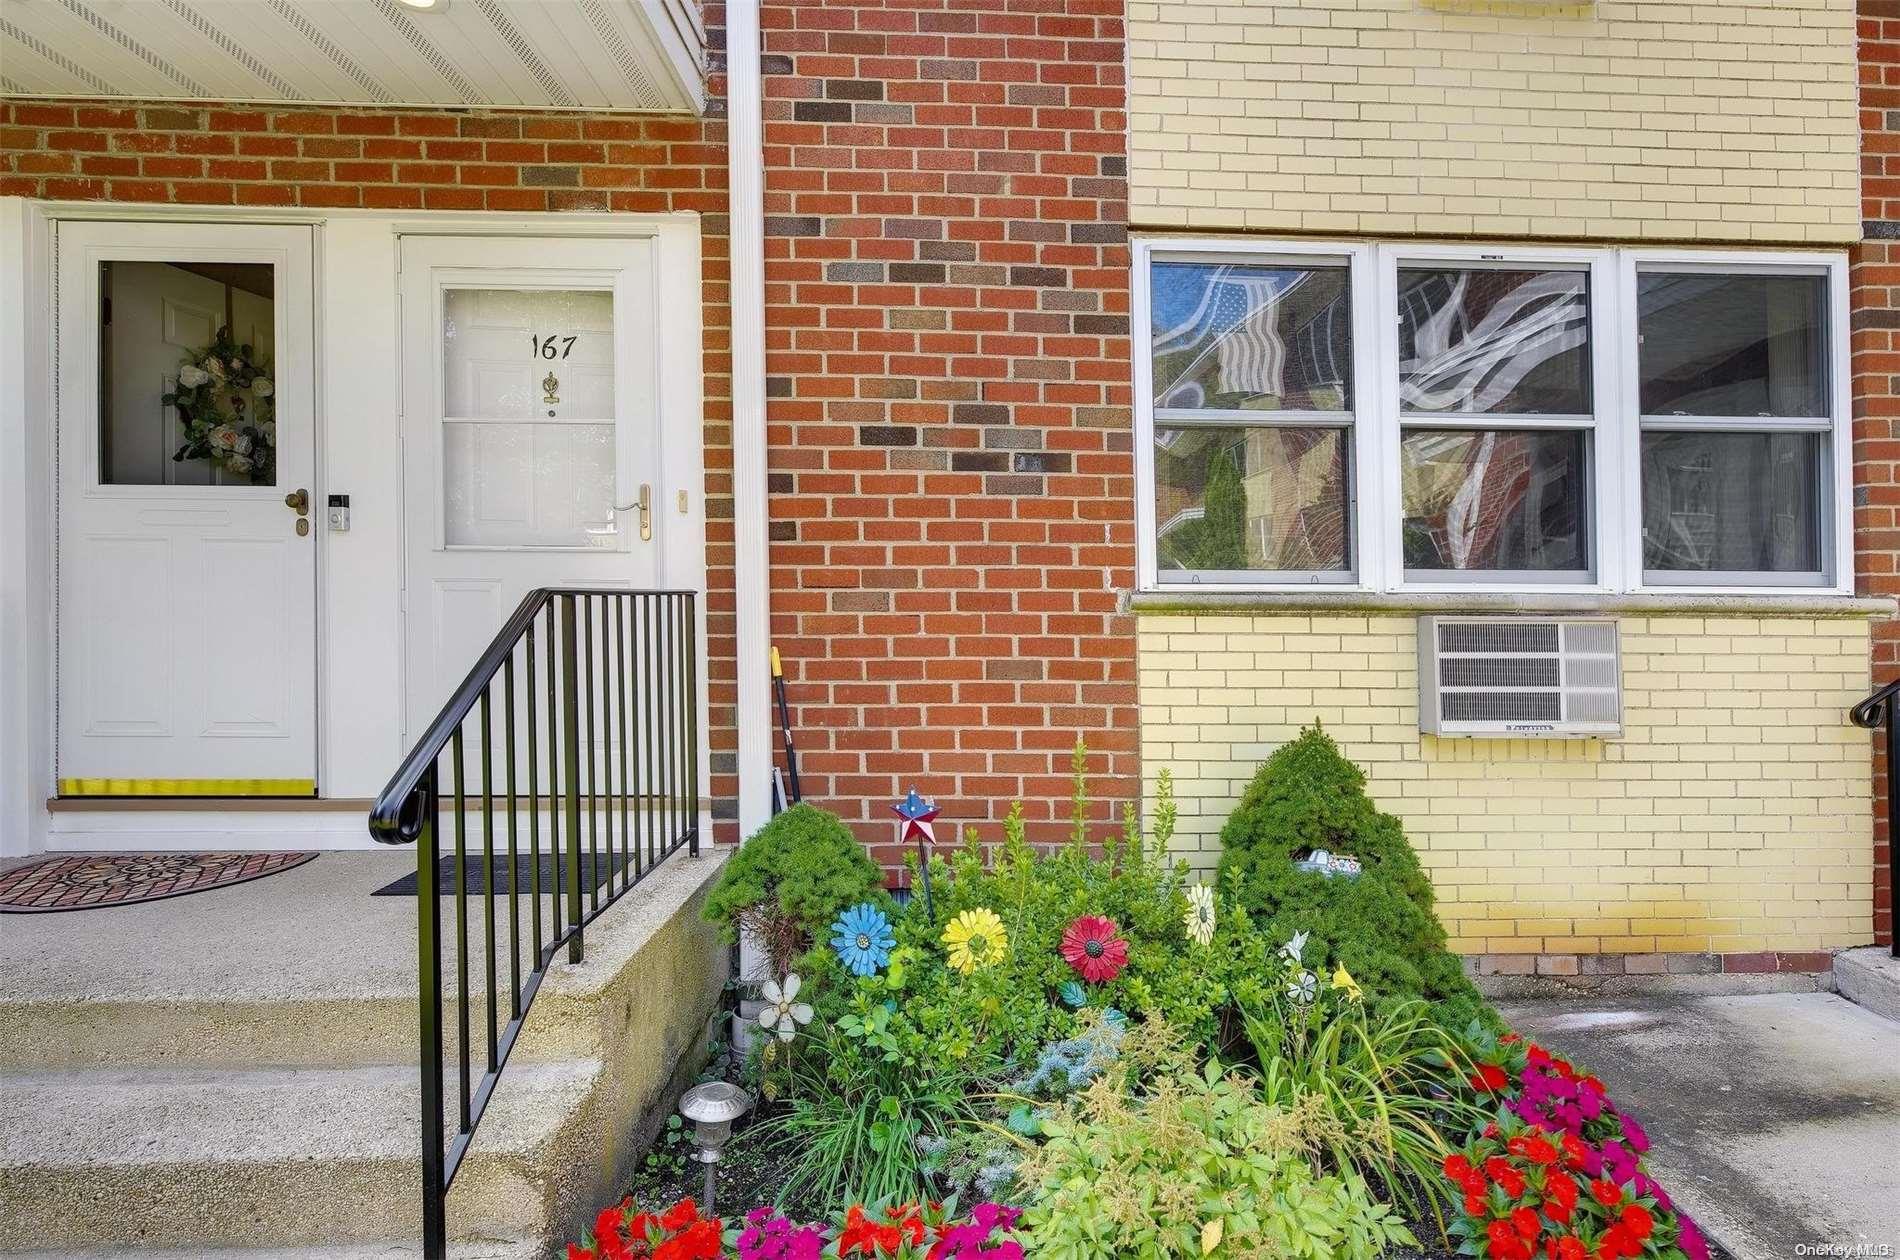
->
[1129,589,1898,618]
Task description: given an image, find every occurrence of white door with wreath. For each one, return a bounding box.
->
[55,221,317,797]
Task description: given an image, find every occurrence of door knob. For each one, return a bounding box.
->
[638,483,651,541]
[284,488,309,515]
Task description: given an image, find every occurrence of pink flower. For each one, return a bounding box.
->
[1059,916,1129,984]
[1619,1113,1650,1153]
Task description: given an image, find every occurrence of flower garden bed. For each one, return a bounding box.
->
[569,733,1713,1260]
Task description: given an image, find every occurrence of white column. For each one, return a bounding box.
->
[726,1,773,841]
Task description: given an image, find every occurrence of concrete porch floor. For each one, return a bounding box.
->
[1,851,421,1004]
[1504,994,1900,1260]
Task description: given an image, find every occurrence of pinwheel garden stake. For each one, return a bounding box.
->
[892,788,940,919]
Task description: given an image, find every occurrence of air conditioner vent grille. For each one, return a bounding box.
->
[1418,616,1621,738]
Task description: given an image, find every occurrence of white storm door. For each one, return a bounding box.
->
[56,221,318,796]
[399,236,661,738]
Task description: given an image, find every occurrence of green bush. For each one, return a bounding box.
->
[1217,726,1495,1032]
[1015,1027,1416,1260]
[702,803,884,976]
[803,747,1254,1076]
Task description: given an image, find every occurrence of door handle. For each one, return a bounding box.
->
[284,488,309,516]
[599,484,653,540]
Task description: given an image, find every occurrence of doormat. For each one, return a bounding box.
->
[373,849,635,897]
[0,852,317,914]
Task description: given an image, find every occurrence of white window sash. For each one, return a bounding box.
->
[1131,241,1850,597]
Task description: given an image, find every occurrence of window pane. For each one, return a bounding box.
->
[442,288,617,548]
[1641,432,1821,574]
[1401,429,1589,573]
[1150,261,1351,412]
[99,260,277,486]
[1155,426,1351,573]
[1637,272,1826,417]
[1397,267,1590,415]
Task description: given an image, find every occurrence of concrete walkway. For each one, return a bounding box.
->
[1503,994,1900,1260]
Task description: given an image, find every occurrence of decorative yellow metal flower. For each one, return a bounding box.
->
[941,906,1008,974]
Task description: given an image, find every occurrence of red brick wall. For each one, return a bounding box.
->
[758,0,1138,866]
[1856,0,1897,946]
[0,85,743,837]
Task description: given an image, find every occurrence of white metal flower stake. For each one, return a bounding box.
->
[1184,882,1216,947]
[757,972,813,1043]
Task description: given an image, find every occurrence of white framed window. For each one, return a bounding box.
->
[1135,242,1373,586]
[1132,240,1852,597]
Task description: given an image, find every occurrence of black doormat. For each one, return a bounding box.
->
[372,849,635,897]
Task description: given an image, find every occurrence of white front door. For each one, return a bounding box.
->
[399,235,662,738]
[56,221,318,796]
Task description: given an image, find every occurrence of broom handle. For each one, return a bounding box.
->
[770,647,803,804]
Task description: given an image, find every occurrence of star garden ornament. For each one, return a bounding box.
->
[891,788,941,919]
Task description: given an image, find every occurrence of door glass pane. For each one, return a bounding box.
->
[1397,267,1590,415]
[1637,272,1827,417]
[98,260,277,486]
[1641,431,1822,573]
[441,287,617,548]
[1155,426,1351,574]
[1150,261,1352,412]
[1401,428,1589,573]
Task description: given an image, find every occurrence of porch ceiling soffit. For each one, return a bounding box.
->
[0,0,706,114]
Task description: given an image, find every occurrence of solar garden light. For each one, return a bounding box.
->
[676,1081,751,1213]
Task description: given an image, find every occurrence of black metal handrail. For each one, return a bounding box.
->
[370,588,700,1258]
[1850,679,1900,960]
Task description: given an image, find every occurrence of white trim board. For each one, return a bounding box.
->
[43,808,378,853]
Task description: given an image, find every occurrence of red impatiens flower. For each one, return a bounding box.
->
[1596,1226,1642,1260]
[1510,1207,1541,1242]
[1551,1237,1587,1260]
[1509,1134,1560,1166]
[569,1247,597,1260]
[1059,915,1129,983]
[659,1199,701,1232]
[1469,1062,1511,1092]
[1486,1156,1528,1199]
[1488,1219,1533,1260]
[1465,1191,1487,1215]
[1590,1179,1624,1208]
[1543,1170,1580,1224]
[1443,1154,1474,1182]
[1621,1204,1654,1242]
[840,1205,902,1256]
[654,1219,721,1260]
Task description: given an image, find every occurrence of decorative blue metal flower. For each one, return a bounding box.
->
[830,901,896,977]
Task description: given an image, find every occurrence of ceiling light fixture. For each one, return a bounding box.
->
[396,0,449,11]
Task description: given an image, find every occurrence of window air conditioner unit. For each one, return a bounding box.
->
[1417,616,1621,738]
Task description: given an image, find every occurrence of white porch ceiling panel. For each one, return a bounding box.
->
[0,0,707,113]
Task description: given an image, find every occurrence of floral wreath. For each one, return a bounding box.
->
[164,325,276,484]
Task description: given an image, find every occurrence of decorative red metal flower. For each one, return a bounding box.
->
[1059,915,1129,983]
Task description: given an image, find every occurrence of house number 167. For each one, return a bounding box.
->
[530,334,578,359]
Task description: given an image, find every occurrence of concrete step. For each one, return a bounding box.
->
[1835,945,1900,1023]
[0,1060,602,1253]
[0,852,715,1071]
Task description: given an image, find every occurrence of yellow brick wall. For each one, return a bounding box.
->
[1138,612,1876,955]
[1127,0,1860,243]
